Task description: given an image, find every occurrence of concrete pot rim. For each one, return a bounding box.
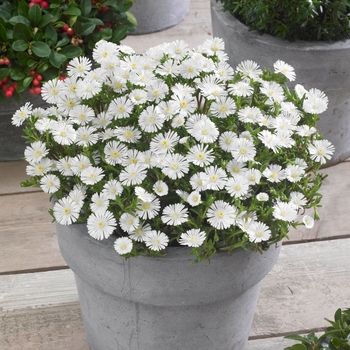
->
[212,0,350,52]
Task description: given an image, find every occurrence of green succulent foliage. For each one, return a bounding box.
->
[0,0,137,103]
[284,308,350,350]
[216,0,350,41]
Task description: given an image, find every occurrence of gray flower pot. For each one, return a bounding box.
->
[211,0,350,166]
[56,223,281,350]
[0,93,47,161]
[130,0,190,34]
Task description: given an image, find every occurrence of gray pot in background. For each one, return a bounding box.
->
[131,0,190,34]
[0,93,47,161]
[211,0,350,167]
[56,222,281,350]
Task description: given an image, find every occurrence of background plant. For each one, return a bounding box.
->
[216,0,350,41]
[285,308,350,350]
[0,0,136,103]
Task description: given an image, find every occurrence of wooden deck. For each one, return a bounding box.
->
[1,1,350,348]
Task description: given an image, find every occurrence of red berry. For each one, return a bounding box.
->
[29,2,36,7]
[32,79,40,86]
[0,59,4,65]
[34,87,41,95]
[5,90,13,98]
[8,85,15,93]
[29,88,35,94]
[35,74,43,81]
[30,70,36,77]
[32,0,42,4]
[62,25,69,32]
[41,1,49,8]
[66,27,74,36]
[2,77,8,84]
[4,58,10,65]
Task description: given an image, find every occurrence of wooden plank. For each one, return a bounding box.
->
[123,0,213,53]
[0,161,37,195]
[0,192,66,274]
[1,239,349,348]
[251,238,350,337]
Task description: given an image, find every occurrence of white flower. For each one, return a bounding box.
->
[179,57,202,79]
[187,191,201,206]
[303,88,328,114]
[107,96,134,119]
[68,188,85,208]
[258,130,280,153]
[303,215,315,229]
[219,131,238,152]
[273,202,298,222]
[308,139,335,164]
[67,56,92,78]
[56,156,74,176]
[75,126,98,146]
[168,39,189,60]
[129,88,148,105]
[231,138,256,162]
[24,141,48,163]
[119,163,147,186]
[80,166,104,185]
[161,203,188,226]
[162,153,189,179]
[129,222,152,242]
[87,210,117,240]
[237,106,262,123]
[247,221,271,242]
[92,39,119,63]
[207,200,235,229]
[51,122,76,145]
[41,79,64,104]
[40,174,60,193]
[153,180,169,196]
[260,81,285,103]
[138,105,164,132]
[263,164,286,183]
[69,104,95,125]
[119,213,140,233]
[150,131,180,154]
[201,166,227,191]
[53,197,80,225]
[245,168,262,185]
[26,158,52,176]
[90,192,109,213]
[226,160,247,176]
[102,179,123,199]
[136,196,160,220]
[202,37,225,55]
[225,175,250,198]
[273,60,296,81]
[12,102,33,126]
[70,155,92,175]
[114,237,133,255]
[210,96,237,118]
[257,192,269,202]
[186,144,214,167]
[289,191,307,209]
[115,126,141,144]
[104,141,128,165]
[236,60,262,80]
[228,81,254,97]
[190,173,207,192]
[285,164,305,183]
[179,229,206,247]
[144,230,169,251]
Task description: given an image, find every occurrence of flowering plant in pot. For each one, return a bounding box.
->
[0,0,136,104]
[13,37,334,262]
